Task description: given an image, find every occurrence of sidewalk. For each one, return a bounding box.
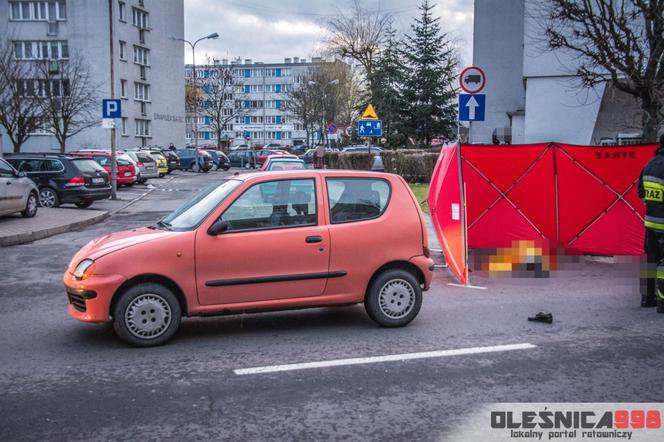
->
[0,208,108,247]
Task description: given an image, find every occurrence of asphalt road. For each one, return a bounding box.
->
[1,169,664,441]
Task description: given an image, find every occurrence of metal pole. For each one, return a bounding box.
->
[108,0,117,200]
[191,41,198,148]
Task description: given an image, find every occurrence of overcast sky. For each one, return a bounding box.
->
[183,0,474,67]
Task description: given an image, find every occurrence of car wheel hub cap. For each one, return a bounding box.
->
[28,195,37,213]
[40,190,55,207]
[378,279,415,319]
[125,294,172,339]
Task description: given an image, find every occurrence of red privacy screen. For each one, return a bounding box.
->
[431,143,657,262]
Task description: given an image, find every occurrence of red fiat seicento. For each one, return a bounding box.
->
[64,170,434,346]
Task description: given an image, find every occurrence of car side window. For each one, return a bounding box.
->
[0,159,15,177]
[44,159,64,172]
[221,179,317,232]
[326,178,391,224]
[15,159,43,173]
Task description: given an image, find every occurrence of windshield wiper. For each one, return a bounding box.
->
[155,220,172,230]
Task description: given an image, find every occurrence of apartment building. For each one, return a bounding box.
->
[1,0,185,153]
[185,57,323,148]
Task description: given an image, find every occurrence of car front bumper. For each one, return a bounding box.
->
[64,272,127,323]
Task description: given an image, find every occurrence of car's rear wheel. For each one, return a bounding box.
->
[75,201,93,208]
[39,187,59,208]
[21,192,38,218]
[365,269,422,327]
[113,283,181,347]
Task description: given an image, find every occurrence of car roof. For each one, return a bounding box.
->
[237,169,394,182]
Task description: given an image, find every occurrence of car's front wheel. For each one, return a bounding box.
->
[39,187,59,208]
[365,269,422,327]
[112,283,181,347]
[21,192,38,218]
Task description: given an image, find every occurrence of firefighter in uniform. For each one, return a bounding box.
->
[638,134,664,312]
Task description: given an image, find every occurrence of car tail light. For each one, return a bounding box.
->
[137,162,144,167]
[65,176,85,187]
[423,245,431,258]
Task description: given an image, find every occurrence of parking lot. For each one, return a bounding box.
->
[1,170,664,441]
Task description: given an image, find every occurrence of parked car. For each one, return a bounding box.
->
[201,149,230,171]
[159,150,180,172]
[5,153,111,208]
[299,149,316,164]
[230,144,249,151]
[69,151,138,186]
[141,150,169,177]
[341,145,385,171]
[0,157,38,217]
[261,156,307,171]
[256,149,292,166]
[227,149,257,168]
[175,148,213,172]
[64,170,434,346]
[125,151,159,183]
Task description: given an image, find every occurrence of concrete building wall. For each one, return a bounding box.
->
[469,0,525,144]
[471,0,643,145]
[1,0,184,153]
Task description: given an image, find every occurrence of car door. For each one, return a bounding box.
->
[195,176,330,306]
[0,159,26,213]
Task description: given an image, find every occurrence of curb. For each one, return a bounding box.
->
[0,211,110,247]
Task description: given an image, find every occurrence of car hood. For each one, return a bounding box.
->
[67,227,175,271]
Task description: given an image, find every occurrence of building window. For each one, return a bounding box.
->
[13,40,68,60]
[133,45,149,66]
[9,1,66,21]
[120,79,127,98]
[132,7,148,29]
[118,1,125,21]
[135,119,150,137]
[119,40,126,60]
[134,82,150,101]
[121,117,128,136]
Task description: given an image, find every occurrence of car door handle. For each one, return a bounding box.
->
[305,235,322,243]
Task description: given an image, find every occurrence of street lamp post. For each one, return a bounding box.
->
[171,32,219,148]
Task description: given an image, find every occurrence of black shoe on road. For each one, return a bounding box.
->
[528,312,553,324]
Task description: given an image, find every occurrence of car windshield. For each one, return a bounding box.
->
[159,179,242,230]
[72,158,107,174]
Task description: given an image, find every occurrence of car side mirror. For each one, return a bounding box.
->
[17,171,26,178]
[208,219,229,236]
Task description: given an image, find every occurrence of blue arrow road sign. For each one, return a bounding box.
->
[102,99,122,119]
[358,119,382,137]
[459,94,485,122]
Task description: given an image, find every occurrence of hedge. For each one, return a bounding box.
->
[325,149,439,183]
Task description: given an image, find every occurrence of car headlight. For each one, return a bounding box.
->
[73,259,95,280]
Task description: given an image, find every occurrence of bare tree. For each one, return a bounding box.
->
[286,71,321,147]
[326,0,393,91]
[541,0,664,142]
[35,54,100,153]
[287,62,354,147]
[0,39,44,153]
[201,66,246,152]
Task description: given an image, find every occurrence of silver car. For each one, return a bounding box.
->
[0,157,39,218]
[125,151,159,182]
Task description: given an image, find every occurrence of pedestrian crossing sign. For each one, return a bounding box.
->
[361,104,379,120]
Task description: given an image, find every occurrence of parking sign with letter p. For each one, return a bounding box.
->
[102,99,122,119]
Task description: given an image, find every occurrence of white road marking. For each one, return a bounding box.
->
[234,343,537,375]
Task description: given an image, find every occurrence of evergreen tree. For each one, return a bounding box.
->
[401,0,458,147]
[369,25,407,148]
